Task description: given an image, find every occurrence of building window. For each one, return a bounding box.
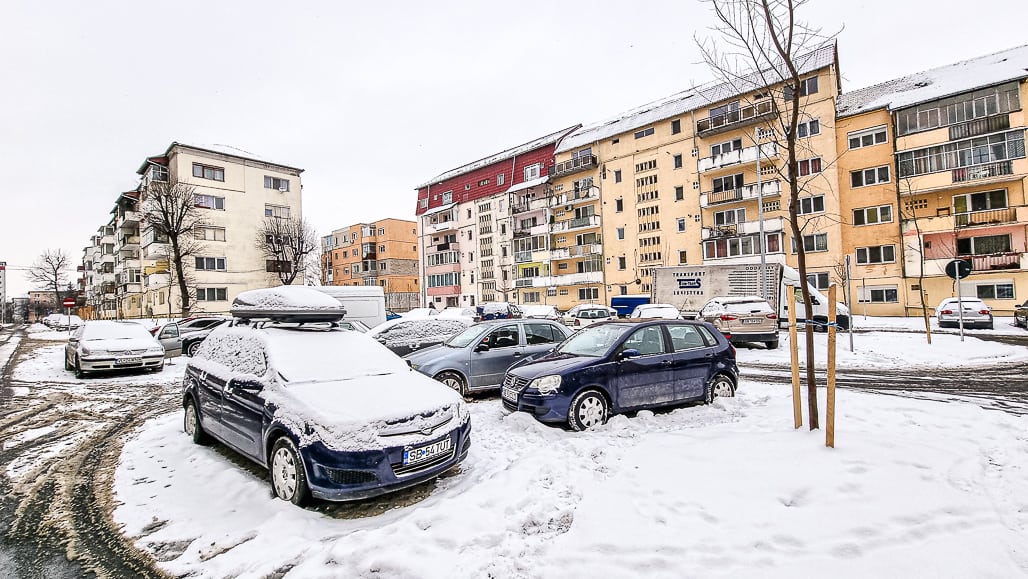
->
[264,176,290,191]
[953,189,1007,214]
[859,286,899,303]
[856,245,896,264]
[797,233,828,252]
[150,165,168,182]
[379,227,385,235]
[712,173,744,193]
[427,272,459,287]
[896,82,1020,136]
[478,178,490,186]
[704,233,781,259]
[194,194,225,210]
[714,208,745,226]
[975,283,1015,300]
[524,163,543,181]
[848,125,888,149]
[634,127,655,139]
[711,139,742,157]
[957,234,1011,256]
[442,191,453,204]
[616,227,625,240]
[419,198,428,209]
[578,287,599,300]
[853,205,893,226]
[797,157,823,176]
[673,154,683,169]
[194,257,226,271]
[796,118,820,138]
[675,186,684,201]
[196,287,227,301]
[784,76,819,100]
[671,119,681,134]
[613,169,622,183]
[851,166,891,188]
[807,272,830,289]
[264,204,290,219]
[618,256,626,270]
[192,163,225,181]
[615,198,623,212]
[797,195,825,215]
[194,227,226,242]
[266,260,292,273]
[678,250,687,264]
[497,173,505,186]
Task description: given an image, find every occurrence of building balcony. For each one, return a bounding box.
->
[914,253,1026,277]
[145,272,170,287]
[515,249,551,264]
[955,207,1019,228]
[425,262,461,274]
[118,210,141,229]
[101,234,115,246]
[431,241,459,252]
[550,155,598,178]
[948,114,1010,141]
[512,195,553,214]
[951,161,1015,184]
[426,285,460,297]
[142,243,169,259]
[515,275,559,288]
[901,206,1028,235]
[550,214,601,233]
[701,217,785,240]
[550,243,602,260]
[698,143,777,174]
[99,273,116,284]
[513,223,549,238]
[696,99,777,137]
[100,254,116,264]
[551,271,604,286]
[700,180,782,207]
[117,282,143,295]
[548,188,599,208]
[425,219,457,234]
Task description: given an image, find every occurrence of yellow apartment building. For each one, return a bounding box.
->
[325,218,420,311]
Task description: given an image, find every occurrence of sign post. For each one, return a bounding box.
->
[845,254,853,353]
[944,259,973,343]
[63,297,76,335]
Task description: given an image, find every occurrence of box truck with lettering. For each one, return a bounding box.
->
[651,263,850,329]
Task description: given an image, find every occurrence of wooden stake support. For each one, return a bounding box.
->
[827,284,837,448]
[788,285,802,429]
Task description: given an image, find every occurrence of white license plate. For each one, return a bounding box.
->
[115,357,143,365]
[742,318,761,324]
[502,386,519,402]
[403,438,452,466]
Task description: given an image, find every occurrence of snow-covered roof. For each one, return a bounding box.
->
[837,44,1028,118]
[557,43,838,153]
[170,142,304,172]
[417,126,580,188]
[506,175,549,194]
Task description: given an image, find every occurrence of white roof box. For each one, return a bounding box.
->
[231,286,346,323]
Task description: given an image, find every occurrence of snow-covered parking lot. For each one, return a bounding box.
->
[115,382,1028,578]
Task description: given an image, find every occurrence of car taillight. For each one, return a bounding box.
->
[574,319,580,326]
[765,313,778,320]
[940,309,953,315]
[720,314,738,321]
[979,309,990,315]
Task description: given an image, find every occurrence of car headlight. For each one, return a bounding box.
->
[82,346,103,356]
[529,375,562,395]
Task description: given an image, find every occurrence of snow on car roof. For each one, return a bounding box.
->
[710,295,768,304]
[81,320,155,340]
[367,317,472,345]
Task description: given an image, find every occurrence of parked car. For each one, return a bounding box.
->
[699,296,779,349]
[404,319,571,396]
[936,297,993,329]
[52,314,84,330]
[564,306,615,328]
[1015,300,1028,329]
[150,322,185,357]
[629,303,683,320]
[477,302,522,320]
[182,286,471,505]
[520,305,562,320]
[175,316,230,335]
[562,304,617,324]
[501,320,738,431]
[402,308,440,319]
[366,317,473,356]
[437,307,479,320]
[385,309,402,321]
[181,319,232,357]
[41,313,65,328]
[65,320,169,377]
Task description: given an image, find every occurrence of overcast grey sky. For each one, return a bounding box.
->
[1,0,1024,297]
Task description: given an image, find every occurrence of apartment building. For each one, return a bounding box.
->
[81,143,304,318]
[838,45,1028,315]
[415,127,579,309]
[323,218,420,312]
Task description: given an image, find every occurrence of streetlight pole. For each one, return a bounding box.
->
[755,128,767,299]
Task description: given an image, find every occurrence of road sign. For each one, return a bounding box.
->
[63,297,76,308]
[944,259,972,280]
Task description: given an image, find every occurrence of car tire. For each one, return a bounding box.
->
[187,341,202,357]
[270,437,310,506]
[435,371,468,397]
[183,397,210,445]
[568,389,608,432]
[705,374,735,404]
[765,340,779,350]
[64,353,73,371]
[985,322,994,330]
[74,355,85,379]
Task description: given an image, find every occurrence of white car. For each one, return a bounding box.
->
[935,297,993,329]
[561,304,617,325]
[366,317,474,356]
[65,320,168,377]
[564,306,615,328]
[520,305,561,320]
[629,303,683,320]
[402,308,441,319]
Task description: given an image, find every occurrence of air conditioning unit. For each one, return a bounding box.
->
[278,186,287,193]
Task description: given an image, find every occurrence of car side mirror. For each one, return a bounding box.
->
[68,337,78,344]
[228,377,263,392]
[474,342,490,352]
[618,348,641,361]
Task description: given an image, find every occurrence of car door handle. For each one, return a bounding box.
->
[704,353,714,358]
[661,359,673,366]
[513,352,522,357]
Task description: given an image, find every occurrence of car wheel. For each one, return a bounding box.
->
[568,390,608,432]
[435,371,468,397]
[183,397,210,445]
[155,362,165,372]
[985,322,994,330]
[64,353,73,371]
[187,341,202,357]
[270,437,310,506]
[74,355,85,379]
[705,374,735,404]
[765,340,779,350]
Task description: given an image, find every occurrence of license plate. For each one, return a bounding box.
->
[742,318,761,324]
[502,386,519,402]
[115,357,143,365]
[403,438,452,466]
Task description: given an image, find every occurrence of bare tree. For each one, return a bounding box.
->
[898,177,947,344]
[27,249,70,310]
[255,216,319,286]
[698,0,838,429]
[141,179,206,317]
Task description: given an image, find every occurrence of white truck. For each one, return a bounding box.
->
[651,263,850,330]
[312,286,387,328]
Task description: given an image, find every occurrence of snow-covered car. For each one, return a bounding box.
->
[564,306,615,328]
[520,305,562,320]
[181,319,231,357]
[935,297,993,329]
[402,308,440,319]
[41,313,65,328]
[65,320,167,377]
[181,286,471,505]
[629,303,683,320]
[561,304,618,325]
[51,314,84,330]
[176,316,230,335]
[437,306,479,320]
[699,296,779,349]
[366,317,473,357]
[1014,299,1028,329]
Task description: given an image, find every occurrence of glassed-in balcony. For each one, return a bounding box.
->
[697,99,777,137]
[550,215,601,233]
[701,217,785,240]
[698,143,777,173]
[700,180,781,207]
[550,154,597,178]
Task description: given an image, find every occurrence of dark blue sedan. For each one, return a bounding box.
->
[501,320,738,430]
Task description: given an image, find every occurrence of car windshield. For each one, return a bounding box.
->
[82,322,154,341]
[724,301,773,314]
[557,324,633,356]
[445,324,490,348]
[267,329,409,383]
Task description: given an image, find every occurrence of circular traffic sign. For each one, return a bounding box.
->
[63,297,76,308]
[944,259,972,280]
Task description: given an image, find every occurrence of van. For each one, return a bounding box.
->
[311,286,387,328]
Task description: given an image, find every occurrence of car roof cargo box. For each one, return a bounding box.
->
[231,286,346,323]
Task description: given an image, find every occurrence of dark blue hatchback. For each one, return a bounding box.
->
[501,320,738,430]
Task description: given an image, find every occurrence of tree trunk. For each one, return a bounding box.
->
[170,236,191,316]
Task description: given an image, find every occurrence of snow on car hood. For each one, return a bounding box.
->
[83,337,162,353]
[265,370,467,451]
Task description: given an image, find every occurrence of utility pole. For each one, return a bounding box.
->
[755,128,767,299]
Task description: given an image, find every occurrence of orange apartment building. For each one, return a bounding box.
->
[323,218,420,312]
